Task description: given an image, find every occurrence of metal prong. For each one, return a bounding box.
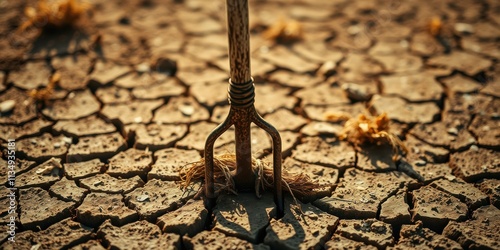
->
[204,111,234,210]
[253,112,284,218]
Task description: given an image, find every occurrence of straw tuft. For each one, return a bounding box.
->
[339,113,407,160]
[180,153,323,202]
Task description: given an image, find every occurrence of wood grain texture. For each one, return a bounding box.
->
[226,0,251,83]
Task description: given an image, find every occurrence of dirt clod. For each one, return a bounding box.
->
[77,193,137,227]
[20,187,74,230]
[265,201,338,250]
[335,219,394,249]
[98,219,180,249]
[411,185,468,232]
[125,179,198,220]
[157,199,208,237]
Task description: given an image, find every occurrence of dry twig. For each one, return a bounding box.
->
[28,72,60,105]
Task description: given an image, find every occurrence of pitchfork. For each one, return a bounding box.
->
[204,0,284,217]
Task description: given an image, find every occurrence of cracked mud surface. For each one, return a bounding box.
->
[1,0,499,249]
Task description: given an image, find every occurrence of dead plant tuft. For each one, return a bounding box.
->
[339,113,407,160]
[180,153,323,200]
[262,18,303,44]
[18,0,91,32]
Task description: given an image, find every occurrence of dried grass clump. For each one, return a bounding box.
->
[180,153,322,200]
[339,113,407,159]
[262,18,303,44]
[18,0,91,32]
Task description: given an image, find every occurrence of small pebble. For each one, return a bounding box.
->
[412,147,421,154]
[62,137,72,145]
[342,83,371,101]
[179,105,194,116]
[470,145,479,151]
[399,39,409,48]
[147,129,159,136]
[0,100,15,113]
[53,143,60,148]
[136,194,150,202]
[445,174,456,181]
[317,61,336,77]
[347,25,362,35]
[31,139,37,145]
[134,116,143,123]
[447,127,458,135]
[452,120,462,127]
[136,63,150,73]
[414,160,427,166]
[454,23,474,34]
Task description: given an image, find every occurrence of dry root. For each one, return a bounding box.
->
[28,72,60,106]
[339,113,407,160]
[262,18,303,44]
[180,153,322,200]
[18,0,91,32]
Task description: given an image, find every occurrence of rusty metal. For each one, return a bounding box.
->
[204,0,284,218]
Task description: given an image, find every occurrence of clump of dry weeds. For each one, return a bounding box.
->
[262,18,303,44]
[180,153,322,199]
[339,113,407,160]
[18,0,91,32]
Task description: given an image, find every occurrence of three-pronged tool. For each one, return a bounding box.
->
[204,0,284,217]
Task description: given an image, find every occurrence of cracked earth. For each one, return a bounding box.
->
[0,0,499,249]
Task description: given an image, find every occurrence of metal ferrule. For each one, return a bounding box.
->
[228,78,255,108]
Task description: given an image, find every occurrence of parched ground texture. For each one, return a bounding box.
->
[1,0,500,249]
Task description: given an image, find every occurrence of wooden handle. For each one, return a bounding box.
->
[226,0,251,83]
